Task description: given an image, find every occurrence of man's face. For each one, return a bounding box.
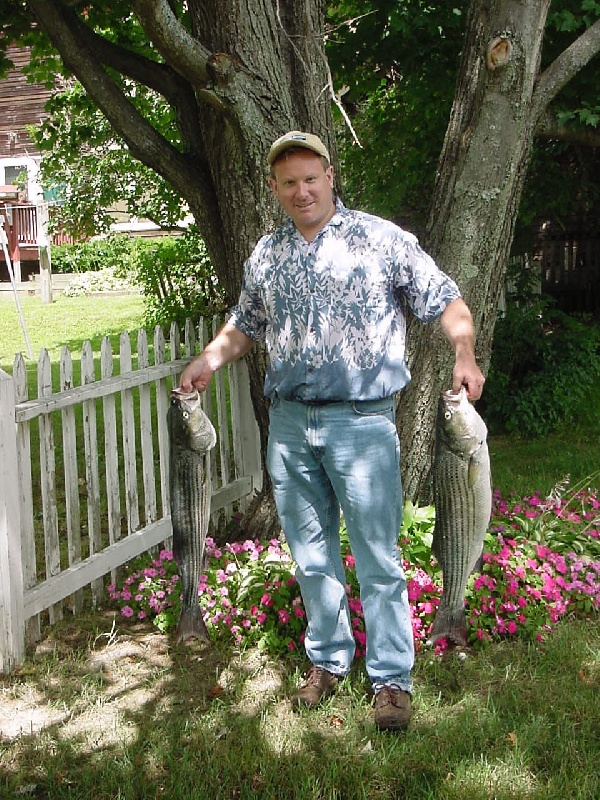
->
[269,149,335,241]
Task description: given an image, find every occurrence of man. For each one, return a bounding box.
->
[180,131,485,731]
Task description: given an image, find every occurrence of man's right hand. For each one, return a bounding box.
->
[180,355,214,393]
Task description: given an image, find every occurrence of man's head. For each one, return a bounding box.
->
[268,131,335,242]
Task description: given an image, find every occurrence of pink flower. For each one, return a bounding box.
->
[278,609,290,624]
[121,606,134,618]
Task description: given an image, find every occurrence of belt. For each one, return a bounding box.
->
[296,398,344,406]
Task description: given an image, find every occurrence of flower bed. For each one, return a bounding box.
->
[108,488,600,655]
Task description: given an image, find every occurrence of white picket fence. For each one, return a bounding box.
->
[0,318,262,673]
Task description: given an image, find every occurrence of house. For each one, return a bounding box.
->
[0,44,56,283]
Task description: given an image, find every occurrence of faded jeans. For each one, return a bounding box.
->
[267,397,414,693]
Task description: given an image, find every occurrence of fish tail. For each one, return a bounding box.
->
[427,606,468,647]
[175,605,210,645]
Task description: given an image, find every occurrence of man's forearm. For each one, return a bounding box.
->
[439,298,485,400]
[439,298,476,355]
[202,322,255,371]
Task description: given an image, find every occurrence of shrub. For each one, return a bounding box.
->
[51,231,225,328]
[131,232,225,328]
[483,260,600,436]
[51,234,135,275]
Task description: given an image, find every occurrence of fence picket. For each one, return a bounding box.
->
[212,318,232,519]
[60,346,83,614]
[0,369,25,671]
[37,349,62,623]
[120,332,140,535]
[153,326,170,518]
[101,337,122,562]
[137,330,157,526]
[81,341,103,604]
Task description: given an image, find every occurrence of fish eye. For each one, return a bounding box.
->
[444,410,452,420]
[182,411,189,420]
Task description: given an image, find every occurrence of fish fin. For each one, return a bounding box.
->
[175,606,210,645]
[471,546,485,575]
[427,607,468,647]
[467,457,480,488]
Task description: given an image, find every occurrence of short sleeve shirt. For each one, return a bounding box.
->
[228,200,461,401]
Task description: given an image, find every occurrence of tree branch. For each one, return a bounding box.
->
[26,0,212,206]
[131,0,219,91]
[72,23,190,103]
[65,24,208,157]
[532,17,600,122]
[535,111,600,147]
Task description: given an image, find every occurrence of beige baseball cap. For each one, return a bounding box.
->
[267,131,330,166]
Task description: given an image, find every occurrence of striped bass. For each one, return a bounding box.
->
[429,387,492,646]
[167,388,217,644]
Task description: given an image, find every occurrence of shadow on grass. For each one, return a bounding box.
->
[1,614,599,800]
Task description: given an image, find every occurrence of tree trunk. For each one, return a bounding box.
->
[398,0,552,502]
[186,0,334,537]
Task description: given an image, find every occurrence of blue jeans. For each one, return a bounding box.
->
[267,397,414,693]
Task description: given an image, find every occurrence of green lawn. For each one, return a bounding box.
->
[0,292,146,366]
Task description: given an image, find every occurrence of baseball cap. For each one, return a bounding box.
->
[267,131,330,166]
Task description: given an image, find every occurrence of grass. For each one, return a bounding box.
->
[0,292,147,367]
[1,292,599,799]
[1,613,598,799]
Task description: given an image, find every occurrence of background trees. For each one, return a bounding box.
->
[2,0,599,526]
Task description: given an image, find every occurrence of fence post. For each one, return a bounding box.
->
[0,369,25,673]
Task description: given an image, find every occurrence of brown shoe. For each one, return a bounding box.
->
[292,666,338,709]
[374,686,411,731]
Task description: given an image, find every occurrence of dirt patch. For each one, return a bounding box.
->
[0,612,239,746]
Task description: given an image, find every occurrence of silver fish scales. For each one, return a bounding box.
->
[167,388,217,644]
[429,387,492,646]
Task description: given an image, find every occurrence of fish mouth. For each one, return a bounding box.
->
[170,388,200,401]
[441,386,466,408]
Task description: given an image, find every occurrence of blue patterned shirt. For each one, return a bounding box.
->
[228,200,461,401]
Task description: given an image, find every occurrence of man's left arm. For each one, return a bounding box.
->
[439,298,485,401]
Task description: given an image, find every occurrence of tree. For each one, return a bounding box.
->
[2,0,341,535]
[395,1,600,498]
[326,1,600,236]
[2,1,599,522]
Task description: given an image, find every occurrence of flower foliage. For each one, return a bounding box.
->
[109,488,600,656]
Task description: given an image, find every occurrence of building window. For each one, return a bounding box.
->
[4,164,28,185]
